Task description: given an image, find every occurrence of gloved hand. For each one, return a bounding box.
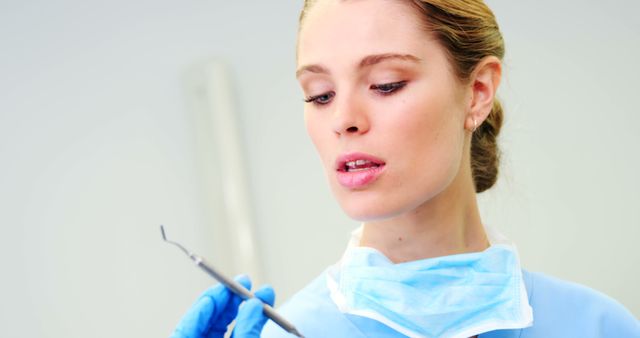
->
[171,275,275,338]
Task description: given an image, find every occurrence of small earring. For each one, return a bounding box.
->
[471,118,478,133]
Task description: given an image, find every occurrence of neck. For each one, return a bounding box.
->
[359,159,489,263]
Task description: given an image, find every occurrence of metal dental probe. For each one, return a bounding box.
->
[160,225,305,338]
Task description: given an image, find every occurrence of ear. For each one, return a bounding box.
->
[465,56,502,132]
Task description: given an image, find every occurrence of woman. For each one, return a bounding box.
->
[171,1,639,337]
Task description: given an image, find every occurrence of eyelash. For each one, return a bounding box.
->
[370,81,408,95]
[304,92,335,105]
[304,81,408,106]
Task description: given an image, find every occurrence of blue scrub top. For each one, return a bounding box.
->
[262,270,639,338]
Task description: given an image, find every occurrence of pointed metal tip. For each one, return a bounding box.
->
[160,225,167,241]
[160,225,192,258]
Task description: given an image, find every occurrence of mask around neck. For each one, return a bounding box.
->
[326,226,533,338]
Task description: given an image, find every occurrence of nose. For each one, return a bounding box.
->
[331,95,370,136]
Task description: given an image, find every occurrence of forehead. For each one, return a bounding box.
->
[297,0,432,67]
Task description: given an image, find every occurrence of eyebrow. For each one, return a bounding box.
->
[295,53,422,78]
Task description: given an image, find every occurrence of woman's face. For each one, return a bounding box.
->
[297,0,471,221]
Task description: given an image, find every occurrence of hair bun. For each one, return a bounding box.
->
[471,99,503,193]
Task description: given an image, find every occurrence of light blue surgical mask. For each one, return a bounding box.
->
[327,230,533,338]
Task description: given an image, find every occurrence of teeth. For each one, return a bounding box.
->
[344,159,379,171]
[346,160,371,168]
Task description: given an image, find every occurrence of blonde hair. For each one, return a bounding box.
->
[299,0,505,193]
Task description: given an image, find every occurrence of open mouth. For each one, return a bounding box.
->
[335,153,386,189]
[341,159,383,172]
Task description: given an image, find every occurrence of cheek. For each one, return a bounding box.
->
[304,111,333,167]
[382,91,462,150]
[380,88,466,186]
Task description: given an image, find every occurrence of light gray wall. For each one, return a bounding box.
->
[0,1,637,337]
[483,0,640,313]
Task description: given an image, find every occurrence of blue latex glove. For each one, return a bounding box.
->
[171,275,275,338]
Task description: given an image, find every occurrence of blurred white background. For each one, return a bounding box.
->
[0,1,638,337]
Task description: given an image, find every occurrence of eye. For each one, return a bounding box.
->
[370,81,408,95]
[304,91,335,106]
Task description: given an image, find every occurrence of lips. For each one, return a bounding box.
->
[335,152,386,189]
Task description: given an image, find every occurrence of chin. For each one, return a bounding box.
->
[332,179,449,223]
[337,193,405,222]
[327,167,454,222]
